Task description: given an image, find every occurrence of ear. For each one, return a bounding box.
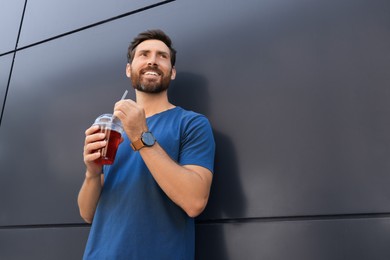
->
[170,66,176,80]
[126,63,131,78]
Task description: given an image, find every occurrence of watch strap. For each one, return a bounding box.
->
[130,138,145,151]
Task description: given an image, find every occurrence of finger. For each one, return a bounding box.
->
[113,109,126,120]
[85,132,105,146]
[114,99,138,113]
[84,151,102,163]
[115,98,135,107]
[113,100,132,119]
[85,125,100,136]
[84,140,107,154]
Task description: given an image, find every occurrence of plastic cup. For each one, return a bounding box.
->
[92,114,123,165]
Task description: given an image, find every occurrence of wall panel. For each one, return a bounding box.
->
[2,0,390,224]
[196,217,390,260]
[0,226,89,260]
[0,0,24,54]
[18,0,170,47]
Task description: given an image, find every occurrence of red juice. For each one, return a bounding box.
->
[94,127,122,165]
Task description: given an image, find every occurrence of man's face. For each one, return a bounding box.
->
[127,39,176,93]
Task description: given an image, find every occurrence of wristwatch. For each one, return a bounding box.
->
[130,131,156,151]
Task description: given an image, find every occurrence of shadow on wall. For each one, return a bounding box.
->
[169,72,246,260]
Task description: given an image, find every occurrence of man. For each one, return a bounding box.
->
[78,29,215,259]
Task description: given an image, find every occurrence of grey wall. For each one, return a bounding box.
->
[1,0,390,259]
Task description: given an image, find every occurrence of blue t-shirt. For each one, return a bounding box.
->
[83,107,215,260]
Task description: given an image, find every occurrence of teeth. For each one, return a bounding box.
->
[145,71,158,76]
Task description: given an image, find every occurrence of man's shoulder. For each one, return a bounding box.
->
[155,106,211,131]
[174,106,208,121]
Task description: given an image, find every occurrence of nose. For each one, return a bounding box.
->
[147,54,157,66]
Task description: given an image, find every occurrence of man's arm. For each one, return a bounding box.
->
[77,173,104,223]
[113,99,214,217]
[139,143,213,218]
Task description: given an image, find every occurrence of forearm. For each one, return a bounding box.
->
[77,172,103,223]
[140,143,212,217]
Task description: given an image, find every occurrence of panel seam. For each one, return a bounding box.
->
[196,212,390,225]
[2,213,390,229]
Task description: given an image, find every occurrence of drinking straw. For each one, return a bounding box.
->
[112,90,128,122]
[120,89,129,101]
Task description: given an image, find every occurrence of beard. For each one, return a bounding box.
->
[131,67,172,94]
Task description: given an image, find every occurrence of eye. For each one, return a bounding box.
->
[137,51,148,57]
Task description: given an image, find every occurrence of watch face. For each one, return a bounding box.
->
[142,132,156,146]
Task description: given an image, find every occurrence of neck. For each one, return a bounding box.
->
[135,90,175,117]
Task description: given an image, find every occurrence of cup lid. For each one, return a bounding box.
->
[93,113,122,128]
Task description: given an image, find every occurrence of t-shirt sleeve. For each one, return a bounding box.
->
[179,114,215,173]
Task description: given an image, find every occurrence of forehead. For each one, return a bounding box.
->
[134,39,170,54]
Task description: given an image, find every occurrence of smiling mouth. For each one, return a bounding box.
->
[143,71,160,76]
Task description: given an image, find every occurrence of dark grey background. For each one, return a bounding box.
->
[1,0,390,259]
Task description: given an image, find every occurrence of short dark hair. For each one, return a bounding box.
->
[127,29,177,66]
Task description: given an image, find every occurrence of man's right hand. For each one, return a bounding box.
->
[83,125,105,177]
